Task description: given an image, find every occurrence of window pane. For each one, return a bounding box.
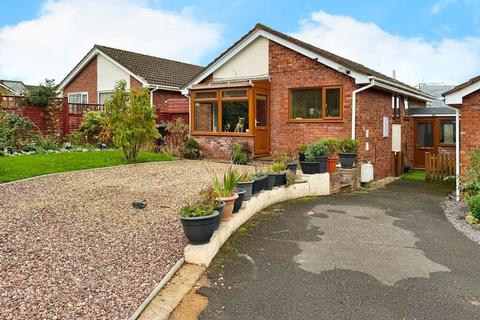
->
[325,88,341,118]
[222,90,247,98]
[221,101,249,132]
[99,92,113,104]
[418,122,433,147]
[256,96,267,127]
[440,120,456,144]
[68,94,81,103]
[290,89,322,119]
[195,91,217,99]
[194,102,218,132]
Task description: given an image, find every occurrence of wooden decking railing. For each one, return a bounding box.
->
[425,152,456,182]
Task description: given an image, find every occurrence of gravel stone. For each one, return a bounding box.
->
[444,196,480,245]
[0,160,253,320]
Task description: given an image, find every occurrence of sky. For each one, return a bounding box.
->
[1,0,480,87]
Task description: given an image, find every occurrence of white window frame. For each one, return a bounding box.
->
[98,90,114,104]
[68,92,88,103]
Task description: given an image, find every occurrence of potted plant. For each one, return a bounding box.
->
[299,153,321,174]
[265,170,276,190]
[306,143,328,173]
[179,203,220,245]
[272,151,297,174]
[338,138,359,169]
[198,186,224,230]
[297,144,308,162]
[270,163,287,186]
[251,172,268,194]
[232,187,246,213]
[237,174,254,201]
[212,167,241,222]
[318,137,339,174]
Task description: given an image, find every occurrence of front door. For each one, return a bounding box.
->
[414,119,435,167]
[254,94,269,156]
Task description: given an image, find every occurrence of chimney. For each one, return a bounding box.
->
[392,70,397,80]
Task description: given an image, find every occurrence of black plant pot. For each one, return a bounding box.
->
[233,189,246,213]
[298,152,306,162]
[287,162,297,175]
[339,153,356,169]
[300,161,321,174]
[252,175,267,194]
[315,156,328,173]
[179,210,220,245]
[273,173,287,187]
[213,201,225,230]
[237,181,254,201]
[265,174,276,190]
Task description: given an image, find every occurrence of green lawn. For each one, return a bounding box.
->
[0,150,174,183]
[402,169,426,181]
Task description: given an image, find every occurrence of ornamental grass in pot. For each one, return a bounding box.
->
[179,203,220,245]
[212,167,241,222]
[318,137,339,174]
[338,138,359,169]
[236,174,254,201]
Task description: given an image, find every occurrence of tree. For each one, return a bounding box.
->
[26,79,58,107]
[104,80,159,161]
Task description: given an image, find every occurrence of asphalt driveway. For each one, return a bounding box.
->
[198,179,480,319]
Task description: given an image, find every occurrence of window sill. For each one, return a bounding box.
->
[192,132,255,137]
[287,119,344,124]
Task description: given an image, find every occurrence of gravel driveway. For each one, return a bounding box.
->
[0,160,253,320]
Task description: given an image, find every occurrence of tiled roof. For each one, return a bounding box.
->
[192,23,430,98]
[443,75,480,96]
[0,80,37,94]
[95,45,204,88]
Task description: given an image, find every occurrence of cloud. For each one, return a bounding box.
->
[0,0,223,85]
[290,11,480,85]
[431,0,455,14]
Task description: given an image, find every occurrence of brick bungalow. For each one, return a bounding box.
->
[58,45,204,123]
[182,24,434,180]
[444,75,480,169]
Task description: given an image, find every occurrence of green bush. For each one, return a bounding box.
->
[317,137,339,156]
[339,138,359,153]
[104,80,159,161]
[462,148,480,197]
[35,136,61,152]
[179,203,214,218]
[0,111,38,152]
[466,193,480,220]
[26,79,58,107]
[78,111,110,145]
[271,162,287,172]
[231,143,249,165]
[305,143,328,158]
[161,119,189,157]
[182,138,200,159]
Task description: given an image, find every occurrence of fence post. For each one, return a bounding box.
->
[63,98,69,136]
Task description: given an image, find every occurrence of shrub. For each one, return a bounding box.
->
[78,111,110,145]
[26,79,58,108]
[339,138,359,153]
[104,80,159,161]
[462,148,480,197]
[305,143,328,158]
[0,111,38,152]
[271,162,287,172]
[317,137,339,156]
[466,193,480,220]
[161,119,189,157]
[179,203,214,218]
[183,138,200,159]
[34,136,61,152]
[231,142,249,165]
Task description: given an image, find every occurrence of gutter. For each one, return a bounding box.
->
[444,103,461,202]
[369,76,434,101]
[352,80,375,139]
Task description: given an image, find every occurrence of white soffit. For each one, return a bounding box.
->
[444,80,480,105]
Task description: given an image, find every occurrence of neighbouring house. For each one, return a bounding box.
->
[409,84,456,168]
[0,79,38,95]
[57,45,204,123]
[182,23,434,180]
[444,75,480,168]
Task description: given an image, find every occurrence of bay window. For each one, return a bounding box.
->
[289,86,342,121]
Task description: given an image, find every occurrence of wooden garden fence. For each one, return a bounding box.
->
[425,152,456,182]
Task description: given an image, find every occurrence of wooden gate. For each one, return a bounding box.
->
[425,152,456,182]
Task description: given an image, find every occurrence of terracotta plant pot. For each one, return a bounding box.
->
[219,193,239,222]
[328,156,338,174]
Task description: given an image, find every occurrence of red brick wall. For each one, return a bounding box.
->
[269,41,355,152]
[64,56,97,103]
[130,76,143,89]
[194,135,254,160]
[460,90,480,167]
[152,89,186,122]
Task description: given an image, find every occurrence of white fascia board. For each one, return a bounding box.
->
[371,77,434,101]
[58,48,149,91]
[444,80,480,105]
[184,29,371,90]
[373,81,434,102]
[147,84,181,92]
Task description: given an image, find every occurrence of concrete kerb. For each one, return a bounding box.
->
[185,173,330,266]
